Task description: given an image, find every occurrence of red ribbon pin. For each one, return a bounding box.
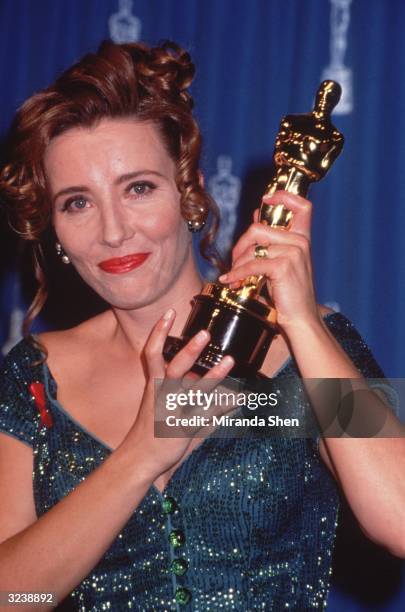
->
[29,382,53,429]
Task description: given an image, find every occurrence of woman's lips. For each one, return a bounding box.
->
[97,252,151,274]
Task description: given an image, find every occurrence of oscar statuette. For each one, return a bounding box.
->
[163,81,344,378]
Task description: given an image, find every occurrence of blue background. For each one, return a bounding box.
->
[0,1,404,609]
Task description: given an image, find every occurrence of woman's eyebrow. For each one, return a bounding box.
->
[114,170,166,185]
[53,185,89,203]
[52,170,166,203]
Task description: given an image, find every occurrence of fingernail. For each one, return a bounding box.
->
[218,274,228,282]
[163,308,175,321]
[195,330,209,343]
[221,355,234,367]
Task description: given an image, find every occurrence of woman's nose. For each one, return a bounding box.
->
[100,205,135,248]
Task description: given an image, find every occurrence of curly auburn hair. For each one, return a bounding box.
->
[0,39,224,338]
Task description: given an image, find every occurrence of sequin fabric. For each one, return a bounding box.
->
[0,313,384,611]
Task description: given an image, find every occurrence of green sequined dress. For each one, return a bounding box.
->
[0,313,384,611]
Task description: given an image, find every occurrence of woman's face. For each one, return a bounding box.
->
[44,118,193,310]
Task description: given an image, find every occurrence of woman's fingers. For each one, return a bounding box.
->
[261,190,312,237]
[177,355,236,434]
[222,240,314,284]
[165,330,211,379]
[194,355,235,393]
[230,228,310,275]
[167,333,235,395]
[144,308,176,380]
[245,192,311,255]
[231,211,311,266]
[146,314,235,419]
[231,223,274,263]
[230,243,309,274]
[220,258,280,285]
[240,192,311,258]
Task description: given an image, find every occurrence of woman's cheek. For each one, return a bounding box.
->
[142,212,183,240]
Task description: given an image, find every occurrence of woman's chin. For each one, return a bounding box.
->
[94,283,167,312]
[100,292,155,311]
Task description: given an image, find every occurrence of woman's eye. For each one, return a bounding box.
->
[128,181,156,197]
[61,197,88,213]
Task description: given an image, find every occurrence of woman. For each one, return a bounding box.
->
[0,40,404,611]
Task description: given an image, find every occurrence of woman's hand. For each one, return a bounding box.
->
[219,191,320,332]
[121,308,234,482]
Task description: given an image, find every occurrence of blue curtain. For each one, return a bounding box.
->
[0,1,404,609]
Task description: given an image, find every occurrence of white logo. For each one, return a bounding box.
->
[208,156,241,256]
[109,0,141,44]
[2,306,24,356]
[322,0,353,115]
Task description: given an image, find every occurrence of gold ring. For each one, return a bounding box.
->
[254,245,269,259]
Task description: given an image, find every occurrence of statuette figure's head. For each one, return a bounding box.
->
[274,80,344,182]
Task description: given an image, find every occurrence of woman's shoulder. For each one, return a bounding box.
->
[0,337,45,447]
[321,309,385,378]
[322,308,368,342]
[0,313,103,389]
[1,336,42,375]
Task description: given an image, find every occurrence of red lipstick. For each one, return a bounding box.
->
[98,253,150,274]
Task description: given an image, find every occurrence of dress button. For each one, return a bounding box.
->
[162,496,177,514]
[175,587,192,605]
[171,558,188,576]
[169,529,185,548]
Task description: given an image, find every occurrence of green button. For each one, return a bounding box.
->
[169,529,185,548]
[162,496,177,514]
[175,587,192,605]
[171,558,188,576]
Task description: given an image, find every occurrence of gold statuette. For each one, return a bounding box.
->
[164,81,344,378]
